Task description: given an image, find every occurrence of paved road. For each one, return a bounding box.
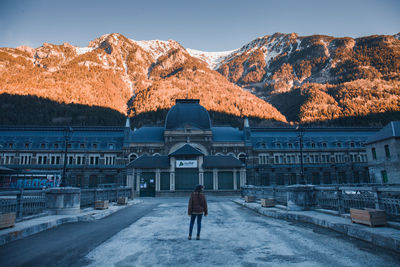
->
[0,202,158,267]
[1,197,399,266]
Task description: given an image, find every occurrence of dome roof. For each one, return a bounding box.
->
[165,99,211,130]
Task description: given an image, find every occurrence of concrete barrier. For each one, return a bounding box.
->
[46,187,81,215]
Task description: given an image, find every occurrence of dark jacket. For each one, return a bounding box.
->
[188,192,208,215]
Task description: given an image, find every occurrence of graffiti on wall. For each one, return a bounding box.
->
[0,175,61,189]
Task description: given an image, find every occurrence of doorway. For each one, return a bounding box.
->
[139,172,155,197]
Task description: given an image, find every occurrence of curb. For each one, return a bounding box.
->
[0,199,142,246]
[233,199,400,253]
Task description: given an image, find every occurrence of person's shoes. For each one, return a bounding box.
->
[188,236,191,240]
[196,235,200,240]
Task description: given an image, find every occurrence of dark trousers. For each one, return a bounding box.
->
[189,214,203,236]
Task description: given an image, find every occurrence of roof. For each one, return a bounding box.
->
[203,155,244,168]
[0,126,125,150]
[250,127,379,149]
[212,127,243,142]
[169,144,204,156]
[127,156,170,169]
[130,127,164,143]
[165,99,211,130]
[366,121,400,144]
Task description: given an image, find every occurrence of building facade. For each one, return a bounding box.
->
[0,99,386,194]
[366,121,400,183]
[0,126,126,188]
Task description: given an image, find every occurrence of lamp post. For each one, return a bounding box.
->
[296,126,305,184]
[61,126,73,187]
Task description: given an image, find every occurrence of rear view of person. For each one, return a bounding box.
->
[188,184,208,240]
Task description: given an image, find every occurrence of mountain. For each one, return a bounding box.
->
[1,32,399,127]
[0,33,286,126]
[194,32,400,125]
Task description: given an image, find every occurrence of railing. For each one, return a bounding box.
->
[80,187,132,207]
[241,185,287,205]
[241,185,400,221]
[0,189,46,221]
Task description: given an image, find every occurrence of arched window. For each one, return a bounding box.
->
[238,153,246,164]
[129,153,138,162]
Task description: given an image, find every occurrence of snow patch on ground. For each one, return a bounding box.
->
[187,48,236,69]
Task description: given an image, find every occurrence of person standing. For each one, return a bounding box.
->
[188,184,208,240]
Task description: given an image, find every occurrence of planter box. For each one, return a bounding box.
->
[117,197,128,205]
[261,198,275,207]
[350,208,386,227]
[0,213,16,229]
[94,200,109,210]
[245,196,256,203]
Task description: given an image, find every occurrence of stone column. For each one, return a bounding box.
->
[233,169,238,190]
[199,172,204,186]
[198,155,204,186]
[155,169,161,191]
[170,157,175,191]
[170,172,175,191]
[46,187,81,215]
[240,168,246,187]
[213,168,218,190]
[136,172,140,192]
[286,185,316,211]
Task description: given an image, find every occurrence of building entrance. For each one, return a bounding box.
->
[175,169,198,190]
[139,172,155,197]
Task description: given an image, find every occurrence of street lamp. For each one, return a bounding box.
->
[296,126,305,184]
[61,126,73,187]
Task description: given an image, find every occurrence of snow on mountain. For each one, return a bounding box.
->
[131,39,178,61]
[75,46,95,55]
[186,48,236,69]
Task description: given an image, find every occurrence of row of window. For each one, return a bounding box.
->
[257,141,363,149]
[2,142,116,150]
[371,144,391,160]
[0,154,117,166]
[255,170,369,186]
[258,153,368,165]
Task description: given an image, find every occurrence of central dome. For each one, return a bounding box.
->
[165,99,211,130]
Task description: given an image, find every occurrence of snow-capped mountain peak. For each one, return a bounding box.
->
[186,48,237,69]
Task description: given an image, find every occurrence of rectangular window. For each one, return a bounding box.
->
[20,154,32,165]
[68,155,74,165]
[258,154,268,165]
[381,170,388,183]
[37,155,47,165]
[89,155,100,165]
[5,155,14,164]
[384,145,390,158]
[371,147,377,160]
[76,155,85,165]
[105,155,116,165]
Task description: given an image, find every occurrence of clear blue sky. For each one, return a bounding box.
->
[0,0,399,51]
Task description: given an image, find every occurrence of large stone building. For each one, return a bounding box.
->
[0,99,385,195]
[365,121,400,183]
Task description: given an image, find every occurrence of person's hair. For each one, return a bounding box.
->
[194,184,203,192]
